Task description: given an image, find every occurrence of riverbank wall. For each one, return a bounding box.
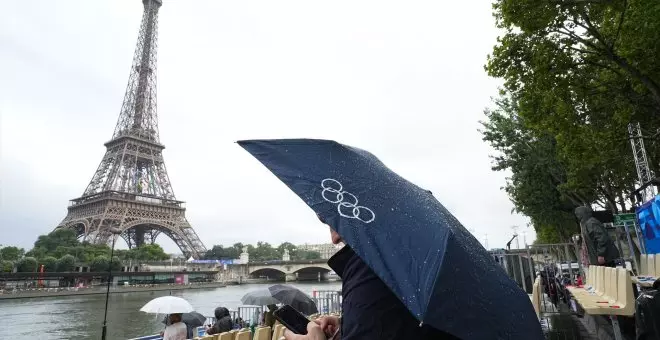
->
[0,282,226,300]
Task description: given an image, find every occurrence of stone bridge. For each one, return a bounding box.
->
[245,259,332,281]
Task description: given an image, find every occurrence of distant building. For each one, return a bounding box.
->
[297,243,343,259]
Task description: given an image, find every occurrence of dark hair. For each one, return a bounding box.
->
[169,313,182,323]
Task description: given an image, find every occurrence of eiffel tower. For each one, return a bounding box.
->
[55,0,207,259]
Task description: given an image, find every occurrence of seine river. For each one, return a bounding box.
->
[0,282,342,340]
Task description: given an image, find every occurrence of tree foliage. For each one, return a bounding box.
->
[40,256,58,272]
[1,260,14,273]
[17,229,171,269]
[90,256,110,272]
[89,256,121,272]
[204,244,243,260]
[56,255,76,272]
[0,246,24,261]
[483,0,660,242]
[16,257,38,272]
[481,96,581,242]
[204,242,322,261]
[296,250,322,260]
[490,0,660,112]
[115,244,170,262]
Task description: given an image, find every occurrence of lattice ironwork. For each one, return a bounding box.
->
[53,0,206,259]
[628,122,656,202]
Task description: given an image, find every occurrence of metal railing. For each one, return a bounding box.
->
[235,306,264,327]
[492,244,586,339]
[311,290,342,314]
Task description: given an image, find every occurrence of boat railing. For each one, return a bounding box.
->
[127,335,162,340]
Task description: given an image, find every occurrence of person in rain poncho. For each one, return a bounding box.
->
[162,314,187,340]
[206,307,233,335]
[574,206,621,267]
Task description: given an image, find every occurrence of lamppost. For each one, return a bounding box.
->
[101,227,122,340]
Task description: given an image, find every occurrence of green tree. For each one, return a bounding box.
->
[0,246,24,261]
[80,243,113,263]
[230,243,244,259]
[480,95,582,242]
[294,250,322,260]
[33,229,78,254]
[124,244,170,261]
[250,242,280,261]
[89,255,121,272]
[56,255,76,272]
[16,257,38,272]
[90,256,109,272]
[204,245,227,260]
[489,0,660,111]
[40,256,58,272]
[111,256,122,271]
[486,0,660,219]
[0,260,14,273]
[277,242,298,259]
[25,247,47,260]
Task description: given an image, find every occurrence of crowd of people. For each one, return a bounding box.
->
[160,304,277,340]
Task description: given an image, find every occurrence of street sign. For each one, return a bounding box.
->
[614,213,636,224]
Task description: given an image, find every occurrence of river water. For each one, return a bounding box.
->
[0,282,342,340]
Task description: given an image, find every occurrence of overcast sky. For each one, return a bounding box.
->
[0,0,535,253]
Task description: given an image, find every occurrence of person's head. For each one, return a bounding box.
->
[574,206,593,222]
[169,313,182,324]
[318,214,343,245]
[329,226,342,245]
[267,304,277,312]
[215,307,229,319]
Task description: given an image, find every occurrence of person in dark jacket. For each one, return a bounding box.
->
[207,307,233,335]
[285,226,458,340]
[574,206,621,267]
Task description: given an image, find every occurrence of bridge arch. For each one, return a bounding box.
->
[249,268,287,280]
[248,262,332,275]
[250,268,287,275]
[292,266,332,275]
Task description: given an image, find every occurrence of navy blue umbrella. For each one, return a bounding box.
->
[238,139,543,339]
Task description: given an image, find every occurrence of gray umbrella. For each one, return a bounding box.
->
[268,284,318,315]
[240,289,280,306]
[161,312,206,327]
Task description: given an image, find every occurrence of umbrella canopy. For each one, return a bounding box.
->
[162,312,207,328]
[241,289,280,306]
[140,296,194,314]
[238,139,544,340]
[268,284,318,315]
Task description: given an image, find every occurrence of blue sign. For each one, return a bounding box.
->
[636,194,660,254]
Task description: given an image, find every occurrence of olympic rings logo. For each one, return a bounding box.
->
[321,178,375,224]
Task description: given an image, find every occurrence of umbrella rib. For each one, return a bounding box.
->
[420,233,451,322]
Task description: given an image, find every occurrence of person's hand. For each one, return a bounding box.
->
[283,322,326,340]
[597,256,605,265]
[314,316,340,337]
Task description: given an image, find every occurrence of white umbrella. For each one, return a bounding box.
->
[140,296,194,314]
